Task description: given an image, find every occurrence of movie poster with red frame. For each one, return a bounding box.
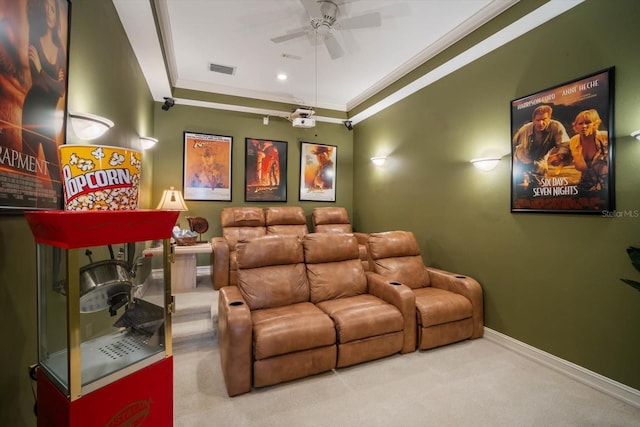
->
[510,68,615,214]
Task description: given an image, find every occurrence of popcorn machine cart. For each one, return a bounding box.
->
[25,210,179,427]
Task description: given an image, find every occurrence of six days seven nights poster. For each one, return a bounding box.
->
[511,69,614,214]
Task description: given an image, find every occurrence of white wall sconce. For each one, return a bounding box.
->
[470,157,501,171]
[156,186,188,211]
[631,130,640,140]
[263,116,270,125]
[371,156,387,166]
[140,136,158,150]
[69,112,114,140]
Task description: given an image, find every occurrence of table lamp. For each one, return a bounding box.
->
[156,187,188,211]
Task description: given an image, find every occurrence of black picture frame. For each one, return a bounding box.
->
[510,67,615,214]
[182,131,233,201]
[244,138,287,202]
[299,142,337,202]
[0,0,71,212]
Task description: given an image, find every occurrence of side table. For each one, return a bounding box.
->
[143,242,212,292]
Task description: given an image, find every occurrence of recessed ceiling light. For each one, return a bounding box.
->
[277,73,287,81]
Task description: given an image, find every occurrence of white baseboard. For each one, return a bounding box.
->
[483,327,640,408]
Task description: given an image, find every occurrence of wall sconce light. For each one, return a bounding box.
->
[69,112,114,140]
[156,186,188,211]
[370,156,387,166]
[631,130,640,140]
[140,136,158,150]
[470,157,501,171]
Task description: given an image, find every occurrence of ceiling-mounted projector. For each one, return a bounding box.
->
[292,117,316,128]
[290,108,316,128]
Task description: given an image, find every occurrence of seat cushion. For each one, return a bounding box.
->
[252,302,336,360]
[316,294,403,344]
[414,287,472,327]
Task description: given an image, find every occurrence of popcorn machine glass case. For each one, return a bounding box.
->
[25,210,179,426]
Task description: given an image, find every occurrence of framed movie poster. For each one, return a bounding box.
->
[244,138,287,202]
[299,142,337,202]
[511,68,615,214]
[0,0,71,211]
[183,132,232,201]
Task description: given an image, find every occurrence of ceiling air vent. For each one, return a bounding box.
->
[209,63,235,75]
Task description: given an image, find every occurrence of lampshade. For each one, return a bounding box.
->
[370,156,387,166]
[69,112,114,140]
[140,136,158,149]
[156,187,188,210]
[470,157,501,171]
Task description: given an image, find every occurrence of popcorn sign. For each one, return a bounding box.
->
[59,145,142,210]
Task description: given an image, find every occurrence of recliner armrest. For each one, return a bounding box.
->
[211,237,230,290]
[426,267,484,339]
[366,271,416,353]
[218,286,252,396]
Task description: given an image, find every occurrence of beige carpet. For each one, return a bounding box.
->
[171,275,640,427]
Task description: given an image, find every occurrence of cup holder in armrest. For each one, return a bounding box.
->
[388,281,402,286]
[455,275,466,279]
[229,301,244,307]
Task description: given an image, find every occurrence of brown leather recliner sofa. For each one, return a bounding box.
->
[367,230,484,350]
[217,232,415,396]
[211,206,308,290]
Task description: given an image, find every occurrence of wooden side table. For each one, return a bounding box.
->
[143,242,212,292]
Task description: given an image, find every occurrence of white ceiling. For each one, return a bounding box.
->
[113,0,583,124]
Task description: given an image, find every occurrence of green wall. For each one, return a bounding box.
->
[150,105,353,237]
[2,1,639,426]
[353,0,640,390]
[0,1,154,426]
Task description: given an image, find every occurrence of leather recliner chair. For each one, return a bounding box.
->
[265,206,308,236]
[311,206,370,270]
[367,230,484,350]
[218,234,337,396]
[211,207,266,290]
[211,206,309,290]
[302,232,415,367]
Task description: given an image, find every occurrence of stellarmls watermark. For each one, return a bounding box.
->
[602,210,640,218]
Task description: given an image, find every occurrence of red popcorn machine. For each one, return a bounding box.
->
[25,210,179,427]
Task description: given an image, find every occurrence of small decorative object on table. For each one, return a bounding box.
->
[186,216,209,242]
[172,226,198,246]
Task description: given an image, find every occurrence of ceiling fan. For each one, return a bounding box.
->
[270,0,382,60]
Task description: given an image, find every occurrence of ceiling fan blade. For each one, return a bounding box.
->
[339,12,382,30]
[324,33,344,60]
[271,29,308,43]
[300,0,322,19]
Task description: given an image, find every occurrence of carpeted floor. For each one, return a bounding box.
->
[171,275,640,427]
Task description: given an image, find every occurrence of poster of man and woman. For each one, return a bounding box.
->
[511,68,614,214]
[0,0,70,211]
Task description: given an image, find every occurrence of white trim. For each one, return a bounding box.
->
[350,0,584,126]
[174,97,345,124]
[346,0,519,111]
[483,327,640,409]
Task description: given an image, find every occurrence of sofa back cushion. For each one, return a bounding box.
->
[312,207,353,233]
[303,233,366,303]
[221,207,266,247]
[265,206,309,236]
[367,230,430,289]
[236,235,309,310]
